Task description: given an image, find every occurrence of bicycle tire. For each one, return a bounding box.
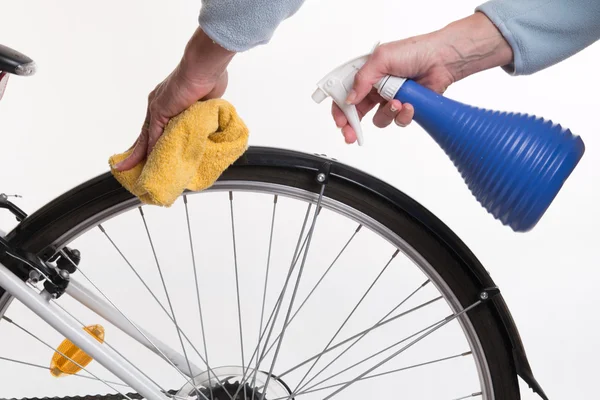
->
[1,146,522,399]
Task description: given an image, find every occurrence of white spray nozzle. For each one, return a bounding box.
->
[313,43,407,146]
[312,54,370,146]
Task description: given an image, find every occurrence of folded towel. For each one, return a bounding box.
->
[109,99,249,207]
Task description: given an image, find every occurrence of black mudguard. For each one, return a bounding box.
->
[1,146,547,399]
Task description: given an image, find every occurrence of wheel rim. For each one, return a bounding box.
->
[0,180,494,400]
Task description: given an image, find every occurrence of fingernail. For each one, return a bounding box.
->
[395,120,406,127]
[390,105,397,112]
[345,90,357,104]
[113,161,123,169]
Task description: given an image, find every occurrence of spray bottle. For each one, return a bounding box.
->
[312,49,585,232]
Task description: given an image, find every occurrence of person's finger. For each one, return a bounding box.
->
[114,108,152,171]
[395,103,414,127]
[331,102,347,128]
[346,47,388,105]
[335,90,383,144]
[146,96,170,157]
[355,90,382,119]
[146,116,167,157]
[126,109,150,151]
[114,132,148,171]
[127,137,139,152]
[341,124,357,144]
[333,89,381,125]
[372,99,402,128]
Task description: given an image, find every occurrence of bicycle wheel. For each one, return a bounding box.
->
[0,147,521,400]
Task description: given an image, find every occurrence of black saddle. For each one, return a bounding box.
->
[0,44,35,76]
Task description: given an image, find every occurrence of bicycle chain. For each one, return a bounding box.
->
[1,381,269,400]
[1,372,275,400]
[1,390,178,400]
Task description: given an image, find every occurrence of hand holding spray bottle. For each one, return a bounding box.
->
[313,47,585,232]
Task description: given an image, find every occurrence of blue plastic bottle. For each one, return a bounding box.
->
[394,80,585,231]
[313,55,585,232]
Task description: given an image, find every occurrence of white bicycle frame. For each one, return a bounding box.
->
[2,59,181,400]
[0,259,202,400]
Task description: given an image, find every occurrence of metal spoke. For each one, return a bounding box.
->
[139,207,197,389]
[277,351,473,399]
[1,316,133,400]
[0,355,129,387]
[275,295,443,380]
[299,279,433,391]
[303,312,456,393]
[98,225,170,317]
[241,203,314,393]
[292,249,399,393]
[183,195,214,400]
[228,192,246,386]
[257,224,362,365]
[233,203,315,399]
[452,393,482,400]
[49,292,167,393]
[57,249,212,400]
[321,299,483,399]
[97,226,233,399]
[344,350,472,385]
[260,184,326,400]
[233,206,322,400]
[250,195,278,400]
[247,214,353,388]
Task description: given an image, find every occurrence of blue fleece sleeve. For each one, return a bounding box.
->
[198,0,306,52]
[476,0,600,75]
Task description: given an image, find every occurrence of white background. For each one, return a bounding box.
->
[0,0,599,398]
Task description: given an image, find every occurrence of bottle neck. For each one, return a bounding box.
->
[374,75,407,101]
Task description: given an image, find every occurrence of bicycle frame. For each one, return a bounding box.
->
[1,48,199,399]
[0,259,199,400]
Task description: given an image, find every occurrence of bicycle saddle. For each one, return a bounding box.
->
[0,44,35,76]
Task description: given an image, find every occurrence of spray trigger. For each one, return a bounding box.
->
[312,54,370,146]
[313,43,407,146]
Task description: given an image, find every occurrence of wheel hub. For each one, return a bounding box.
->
[177,366,292,400]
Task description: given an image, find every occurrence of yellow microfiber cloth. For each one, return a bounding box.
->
[109,98,249,207]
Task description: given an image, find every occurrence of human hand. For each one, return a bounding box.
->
[332,12,513,144]
[115,27,235,171]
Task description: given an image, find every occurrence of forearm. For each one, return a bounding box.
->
[476,0,600,75]
[430,12,514,82]
[433,12,513,81]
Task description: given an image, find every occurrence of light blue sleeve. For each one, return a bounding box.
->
[198,0,306,52]
[198,0,600,75]
[476,0,600,75]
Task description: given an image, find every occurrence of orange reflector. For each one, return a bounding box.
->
[50,324,105,377]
